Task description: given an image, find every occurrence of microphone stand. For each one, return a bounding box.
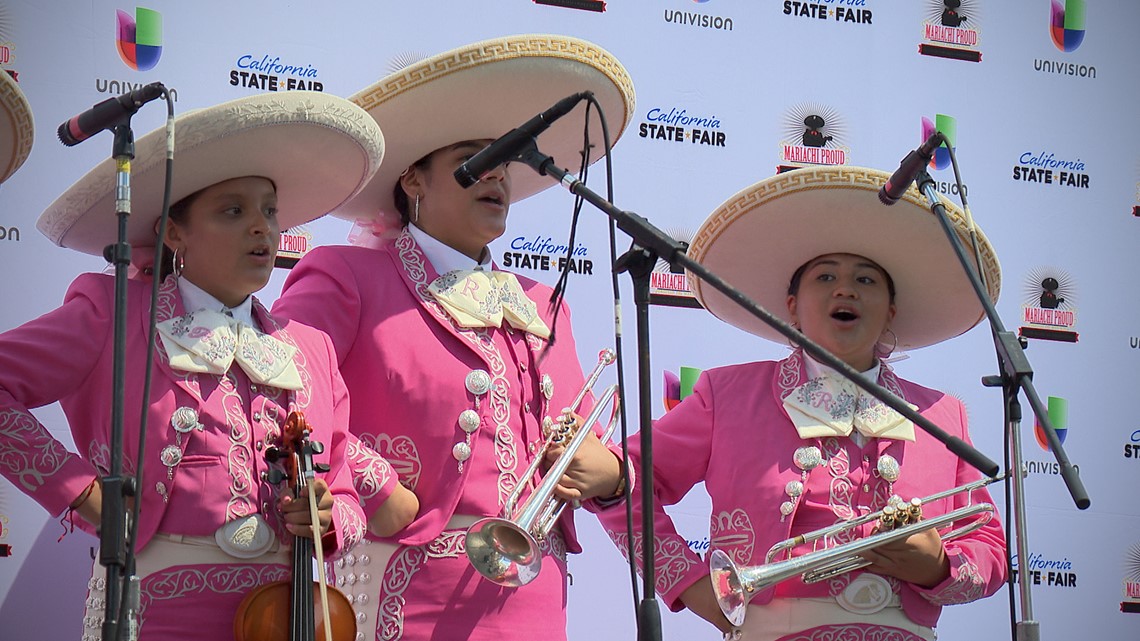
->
[510,140,1000,638]
[99,123,140,641]
[913,168,1090,641]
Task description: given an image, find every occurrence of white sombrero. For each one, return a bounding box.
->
[0,70,34,184]
[38,91,386,256]
[687,166,1002,351]
[336,33,636,229]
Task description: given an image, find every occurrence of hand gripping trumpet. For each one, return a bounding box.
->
[465,349,621,587]
[709,475,1001,626]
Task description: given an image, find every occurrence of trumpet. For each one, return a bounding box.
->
[465,349,621,587]
[710,475,1001,626]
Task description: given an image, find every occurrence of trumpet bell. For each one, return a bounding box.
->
[709,549,750,627]
[464,517,543,588]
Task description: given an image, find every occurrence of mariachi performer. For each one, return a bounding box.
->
[0,67,34,185]
[598,166,1008,640]
[0,91,412,640]
[273,35,636,641]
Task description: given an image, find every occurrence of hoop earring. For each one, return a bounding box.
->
[172,247,184,279]
[876,328,898,358]
[413,194,420,224]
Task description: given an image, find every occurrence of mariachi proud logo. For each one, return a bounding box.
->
[778,103,849,171]
[1122,543,1140,613]
[116,7,162,71]
[919,0,982,62]
[650,227,699,308]
[1019,266,1078,343]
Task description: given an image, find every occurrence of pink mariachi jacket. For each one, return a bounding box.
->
[598,349,1007,628]
[0,273,366,554]
[273,230,615,550]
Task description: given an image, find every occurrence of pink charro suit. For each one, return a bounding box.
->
[273,228,615,641]
[598,349,1007,636]
[0,273,369,640]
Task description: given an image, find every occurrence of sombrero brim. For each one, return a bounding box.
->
[0,70,34,184]
[687,166,1002,350]
[37,91,385,256]
[336,34,636,228]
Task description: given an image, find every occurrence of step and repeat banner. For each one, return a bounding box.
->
[1,1,1137,639]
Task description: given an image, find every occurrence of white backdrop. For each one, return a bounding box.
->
[1,1,1138,639]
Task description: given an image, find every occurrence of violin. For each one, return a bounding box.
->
[233,411,356,641]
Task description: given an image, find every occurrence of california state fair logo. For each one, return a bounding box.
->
[116,7,162,71]
[1050,0,1086,52]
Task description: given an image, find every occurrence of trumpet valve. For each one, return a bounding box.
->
[879,505,899,531]
[906,498,923,524]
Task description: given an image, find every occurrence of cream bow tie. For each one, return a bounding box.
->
[157,309,303,390]
[427,269,551,339]
[783,374,916,441]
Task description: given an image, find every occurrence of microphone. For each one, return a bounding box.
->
[57,82,165,147]
[454,91,590,188]
[878,131,947,205]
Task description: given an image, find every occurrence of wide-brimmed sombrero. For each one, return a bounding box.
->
[0,70,34,184]
[687,166,1001,351]
[336,33,636,229]
[38,91,386,256]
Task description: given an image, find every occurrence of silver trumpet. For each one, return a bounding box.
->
[465,349,621,587]
[710,475,1001,626]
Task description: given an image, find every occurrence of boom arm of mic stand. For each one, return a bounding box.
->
[914,170,1088,509]
[517,147,1000,477]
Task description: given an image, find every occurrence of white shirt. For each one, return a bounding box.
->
[177,277,256,328]
[408,223,492,276]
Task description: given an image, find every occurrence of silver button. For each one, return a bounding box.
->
[458,409,480,433]
[863,484,871,492]
[170,407,201,433]
[520,363,527,372]
[541,374,554,400]
[465,370,492,396]
[524,402,532,414]
[452,442,471,462]
[253,412,262,421]
[160,445,183,468]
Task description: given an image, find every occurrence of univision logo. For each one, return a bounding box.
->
[1050,0,1086,53]
[922,114,956,171]
[116,7,162,71]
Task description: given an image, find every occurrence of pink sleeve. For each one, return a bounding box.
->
[0,275,108,516]
[316,330,367,556]
[273,247,363,367]
[911,400,1008,605]
[596,371,718,611]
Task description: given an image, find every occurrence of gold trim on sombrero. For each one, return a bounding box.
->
[337,33,635,227]
[353,35,635,119]
[0,70,34,184]
[37,91,385,256]
[687,166,1001,350]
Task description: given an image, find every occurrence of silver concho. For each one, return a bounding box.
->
[784,480,804,498]
[876,454,901,483]
[159,444,183,468]
[540,374,554,400]
[170,407,202,433]
[465,369,492,396]
[458,409,481,433]
[452,442,471,462]
[793,446,823,472]
[779,501,796,517]
[836,573,894,614]
[214,514,276,559]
